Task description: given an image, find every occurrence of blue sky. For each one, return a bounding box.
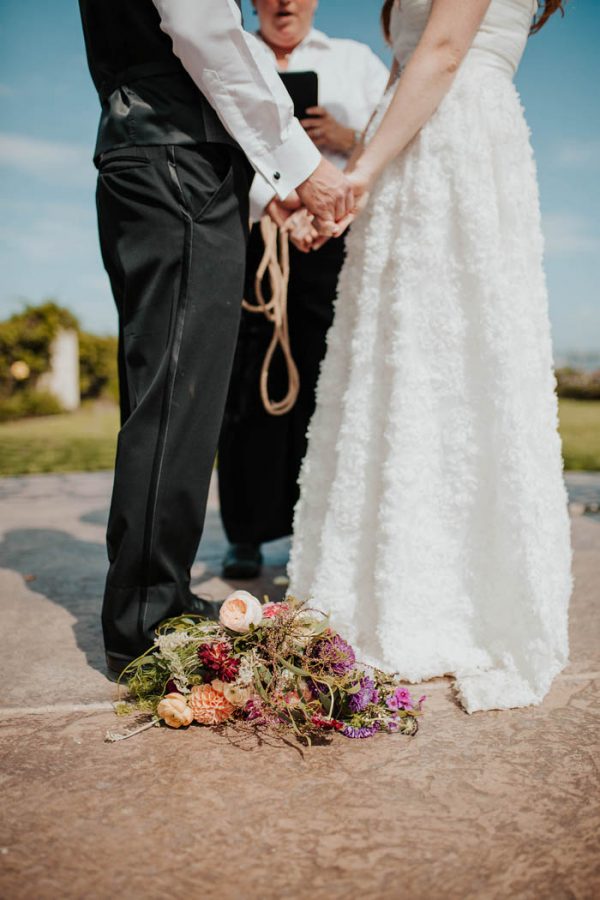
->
[0,0,598,357]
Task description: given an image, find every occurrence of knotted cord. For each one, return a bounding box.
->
[242,216,300,416]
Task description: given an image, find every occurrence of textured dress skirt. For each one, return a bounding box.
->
[288,57,572,714]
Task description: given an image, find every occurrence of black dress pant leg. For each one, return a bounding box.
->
[96,143,251,661]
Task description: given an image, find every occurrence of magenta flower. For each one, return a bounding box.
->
[386,687,414,711]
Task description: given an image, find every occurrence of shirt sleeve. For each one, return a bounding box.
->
[249,173,276,222]
[152,0,321,197]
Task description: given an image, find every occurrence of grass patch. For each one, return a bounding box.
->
[0,402,119,476]
[0,398,598,477]
[558,398,600,471]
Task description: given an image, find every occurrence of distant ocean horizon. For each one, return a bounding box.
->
[555,350,600,371]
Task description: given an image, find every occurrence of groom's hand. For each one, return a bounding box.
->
[265,195,300,228]
[296,158,354,235]
[310,167,372,250]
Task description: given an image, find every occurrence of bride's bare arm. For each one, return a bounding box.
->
[353,0,492,189]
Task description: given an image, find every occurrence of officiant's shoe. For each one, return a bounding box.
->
[184,592,223,621]
[105,594,223,682]
[222,543,263,579]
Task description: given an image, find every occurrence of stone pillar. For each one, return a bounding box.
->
[37,328,80,411]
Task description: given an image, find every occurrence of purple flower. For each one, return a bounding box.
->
[348,675,380,712]
[342,722,380,739]
[386,687,414,711]
[314,634,356,676]
[306,678,329,699]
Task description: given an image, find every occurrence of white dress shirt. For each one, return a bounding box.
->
[249,28,390,220]
[152,0,320,199]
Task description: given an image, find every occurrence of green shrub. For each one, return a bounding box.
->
[0,389,63,423]
[555,368,600,401]
[79,332,119,402]
[0,300,120,421]
[0,300,78,396]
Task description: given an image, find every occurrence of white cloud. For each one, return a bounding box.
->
[542,212,600,255]
[0,132,93,187]
[556,139,600,169]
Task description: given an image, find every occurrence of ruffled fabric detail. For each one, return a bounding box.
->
[288,64,572,714]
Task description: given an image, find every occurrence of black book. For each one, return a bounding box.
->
[278,70,319,121]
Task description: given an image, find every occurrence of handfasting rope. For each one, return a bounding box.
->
[242,216,300,416]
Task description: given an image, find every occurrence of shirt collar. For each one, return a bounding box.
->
[255,27,332,54]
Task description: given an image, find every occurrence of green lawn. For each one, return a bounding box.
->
[558,398,600,471]
[0,398,598,477]
[0,402,119,476]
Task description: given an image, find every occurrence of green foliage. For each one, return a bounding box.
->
[79,332,119,402]
[0,300,120,421]
[0,300,79,422]
[0,300,79,394]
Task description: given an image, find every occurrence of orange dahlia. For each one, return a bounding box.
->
[188,684,234,725]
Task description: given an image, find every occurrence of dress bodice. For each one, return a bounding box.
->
[390,0,537,77]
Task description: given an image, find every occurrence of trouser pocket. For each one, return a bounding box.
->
[167,144,235,222]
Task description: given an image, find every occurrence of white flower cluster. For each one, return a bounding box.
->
[155,631,192,652]
[236,652,257,686]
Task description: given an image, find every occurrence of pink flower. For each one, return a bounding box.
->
[386,687,414,711]
[262,602,290,618]
[283,691,301,708]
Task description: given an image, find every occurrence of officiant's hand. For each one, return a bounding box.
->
[296,158,354,235]
[301,107,357,156]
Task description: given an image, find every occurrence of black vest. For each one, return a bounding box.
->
[79,0,239,162]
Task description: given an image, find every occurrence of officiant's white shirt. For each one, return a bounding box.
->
[152,0,320,198]
[249,28,389,220]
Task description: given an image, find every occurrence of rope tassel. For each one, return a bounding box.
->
[242,216,300,416]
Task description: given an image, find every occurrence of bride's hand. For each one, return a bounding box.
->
[281,207,319,253]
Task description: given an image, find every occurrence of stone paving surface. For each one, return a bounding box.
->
[0,471,599,899]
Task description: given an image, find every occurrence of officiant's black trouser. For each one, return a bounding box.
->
[219,227,345,544]
[96,143,252,662]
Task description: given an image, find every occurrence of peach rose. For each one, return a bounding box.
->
[188,684,234,725]
[219,590,263,633]
[156,692,193,728]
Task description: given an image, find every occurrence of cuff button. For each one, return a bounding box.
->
[273,171,281,181]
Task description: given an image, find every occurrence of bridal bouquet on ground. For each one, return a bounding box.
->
[108,592,425,744]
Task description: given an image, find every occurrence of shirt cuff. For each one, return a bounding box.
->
[249,174,276,223]
[251,118,321,200]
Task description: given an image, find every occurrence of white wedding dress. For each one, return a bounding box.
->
[288,0,572,713]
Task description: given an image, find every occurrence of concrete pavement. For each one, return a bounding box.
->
[0,471,599,899]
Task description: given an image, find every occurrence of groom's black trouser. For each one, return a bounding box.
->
[96,143,252,663]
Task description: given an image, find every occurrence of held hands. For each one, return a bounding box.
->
[281,208,320,254]
[270,164,373,252]
[296,157,354,237]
